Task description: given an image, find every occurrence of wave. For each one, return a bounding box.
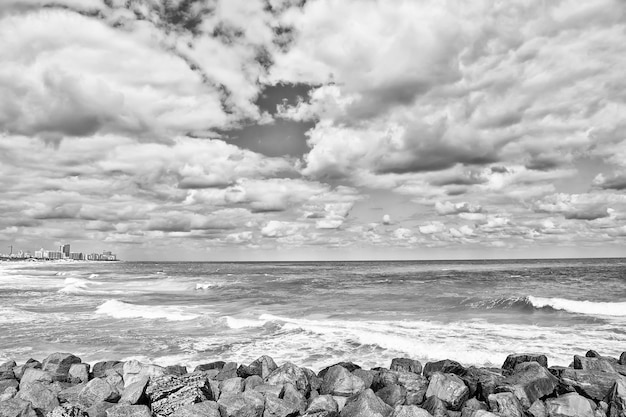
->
[223,316,268,329]
[58,278,103,295]
[95,300,199,321]
[527,296,626,317]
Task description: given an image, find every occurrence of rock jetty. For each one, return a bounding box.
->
[1,350,626,417]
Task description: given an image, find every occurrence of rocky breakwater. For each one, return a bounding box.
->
[1,350,626,417]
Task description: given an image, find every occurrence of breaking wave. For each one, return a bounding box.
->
[466,295,626,317]
[95,300,199,321]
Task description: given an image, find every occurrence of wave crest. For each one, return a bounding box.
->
[527,296,626,317]
[95,300,199,321]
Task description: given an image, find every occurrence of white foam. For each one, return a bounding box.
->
[95,300,199,321]
[58,277,102,295]
[89,274,99,279]
[195,283,214,290]
[528,296,626,317]
[224,316,267,329]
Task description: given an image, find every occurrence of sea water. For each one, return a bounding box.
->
[1,259,625,371]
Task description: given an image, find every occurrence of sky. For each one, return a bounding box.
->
[1,0,626,261]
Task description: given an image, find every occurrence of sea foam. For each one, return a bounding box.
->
[528,296,626,317]
[95,299,199,321]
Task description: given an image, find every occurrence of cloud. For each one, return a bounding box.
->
[261,220,309,238]
[382,214,391,225]
[534,193,626,221]
[435,201,483,216]
[593,173,626,191]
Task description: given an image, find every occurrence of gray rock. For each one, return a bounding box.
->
[20,368,53,389]
[397,372,428,406]
[528,399,547,417]
[170,401,220,417]
[372,370,399,391]
[545,392,595,417]
[423,361,466,379]
[165,365,187,376]
[91,362,122,379]
[281,383,307,413]
[307,395,339,414]
[304,368,322,393]
[0,361,16,381]
[318,363,361,379]
[266,363,310,394]
[376,384,406,408]
[421,396,447,417]
[217,362,239,381]
[0,380,18,394]
[194,361,225,373]
[0,386,17,402]
[391,405,433,417]
[245,376,264,392]
[390,359,422,375]
[502,354,548,373]
[353,370,375,390]
[14,359,42,381]
[0,398,38,417]
[425,373,469,411]
[58,383,85,404]
[18,381,60,415]
[104,371,124,394]
[487,392,524,417]
[220,377,245,397]
[461,367,504,401]
[105,404,151,417]
[620,353,626,366]
[85,401,116,417]
[608,379,626,417]
[218,391,265,417]
[69,364,90,384]
[122,360,166,388]
[459,398,487,417]
[320,365,365,397]
[471,411,499,417]
[42,353,82,382]
[497,361,558,408]
[559,368,625,402]
[254,384,283,398]
[119,376,148,405]
[79,378,120,408]
[596,401,608,417]
[339,388,393,417]
[333,396,347,412]
[146,373,214,417]
[239,356,278,379]
[47,403,89,417]
[264,394,299,417]
[574,356,616,373]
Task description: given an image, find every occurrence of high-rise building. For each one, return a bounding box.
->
[62,244,70,258]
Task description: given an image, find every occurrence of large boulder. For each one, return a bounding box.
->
[146,373,214,417]
[0,398,38,417]
[266,363,310,394]
[105,405,151,417]
[47,403,89,417]
[282,383,307,413]
[123,360,166,388]
[165,366,187,376]
[58,383,86,404]
[573,356,616,373]
[545,392,595,417]
[390,405,433,417]
[425,373,469,411]
[608,379,626,417]
[318,363,361,379]
[462,368,504,401]
[0,361,16,381]
[78,378,120,407]
[376,384,407,408]
[245,376,264,392]
[306,395,339,414]
[221,377,245,397]
[91,362,123,379]
[372,371,399,391]
[559,368,626,402]
[69,364,90,384]
[528,400,547,417]
[460,398,487,417]
[18,381,59,415]
[320,366,365,397]
[253,384,283,398]
[238,356,278,379]
[620,353,626,366]
[390,359,422,375]
[421,396,447,417]
[0,386,17,402]
[502,354,548,373]
[487,392,524,417]
[218,391,265,417]
[42,353,82,382]
[20,368,53,389]
[0,380,18,394]
[170,401,221,417]
[263,394,299,417]
[423,361,466,379]
[85,400,116,417]
[396,372,428,405]
[339,389,393,417]
[217,362,239,381]
[13,359,42,381]
[496,362,558,408]
[119,376,148,405]
[353,370,375,390]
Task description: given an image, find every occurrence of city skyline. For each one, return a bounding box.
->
[1,1,626,261]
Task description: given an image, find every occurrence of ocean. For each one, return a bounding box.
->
[1,259,625,371]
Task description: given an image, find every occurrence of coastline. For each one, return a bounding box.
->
[2,350,625,417]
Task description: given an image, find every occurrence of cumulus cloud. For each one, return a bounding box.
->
[435,201,483,216]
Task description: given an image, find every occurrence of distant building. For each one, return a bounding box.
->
[69,252,84,260]
[87,250,117,261]
[62,244,70,258]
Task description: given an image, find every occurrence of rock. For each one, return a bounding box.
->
[193,362,225,373]
[487,392,524,417]
[91,362,122,379]
[461,367,504,401]
[596,401,608,417]
[58,383,85,404]
[105,404,151,417]
[146,373,214,417]
[471,412,499,417]
[502,354,548,372]
[0,380,18,394]
[122,360,166,388]
[266,363,310,394]
[220,377,245,396]
[423,360,466,379]
[390,359,422,375]
[376,384,407,408]
[307,395,339,414]
[0,386,17,402]
[372,370,399,391]
[425,373,469,411]
[217,362,238,381]
[47,403,89,417]
[545,392,595,417]
[574,356,616,373]
[320,365,366,397]
[339,388,393,417]
[496,361,558,408]
[245,376,264,391]
[460,398,487,416]
[396,372,428,406]
[264,394,299,417]
[391,405,433,417]
[421,396,447,417]
[170,401,220,417]
[0,361,16,381]
[218,391,265,417]
[85,401,116,417]
[304,368,322,393]
[165,365,187,376]
[620,353,626,366]
[559,368,625,402]
[282,383,307,413]
[318,363,361,379]
[69,364,90,384]
[0,398,38,417]
[528,399,547,417]
[14,359,42,381]
[119,376,148,405]
[105,371,124,394]
[353,370,375,390]
[42,353,82,382]
[608,379,626,417]
[18,381,60,415]
[239,356,278,379]
[20,368,53,389]
[79,378,120,407]
[253,384,283,398]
